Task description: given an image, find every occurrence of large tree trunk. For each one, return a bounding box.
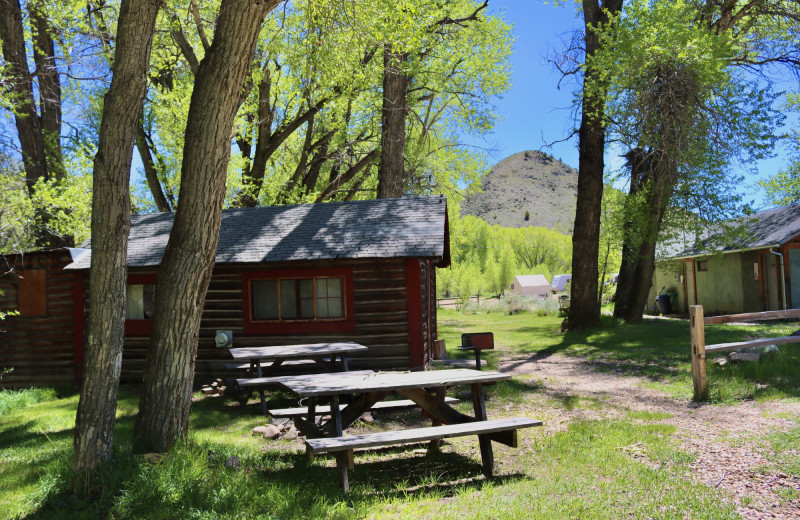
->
[567,0,623,330]
[0,0,47,192]
[377,44,408,199]
[73,0,160,477]
[135,0,273,452]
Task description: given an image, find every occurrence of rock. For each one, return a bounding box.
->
[141,453,165,464]
[759,344,781,358]
[252,425,270,436]
[210,381,219,387]
[201,386,216,395]
[712,357,728,366]
[359,413,375,424]
[282,428,299,441]
[457,390,472,401]
[729,352,760,363]
[261,424,281,439]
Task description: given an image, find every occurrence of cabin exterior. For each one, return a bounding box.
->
[509,274,550,298]
[649,203,800,315]
[0,196,450,387]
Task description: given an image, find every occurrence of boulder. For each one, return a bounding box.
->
[729,352,760,363]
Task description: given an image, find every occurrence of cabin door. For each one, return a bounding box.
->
[788,247,800,309]
[765,254,781,310]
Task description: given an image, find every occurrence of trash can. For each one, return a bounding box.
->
[655,294,671,315]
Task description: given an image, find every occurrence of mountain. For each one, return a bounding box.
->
[460,150,578,232]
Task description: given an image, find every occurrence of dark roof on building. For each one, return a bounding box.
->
[669,202,800,259]
[66,196,449,270]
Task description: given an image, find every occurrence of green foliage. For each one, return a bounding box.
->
[759,164,800,206]
[0,386,58,415]
[439,215,572,298]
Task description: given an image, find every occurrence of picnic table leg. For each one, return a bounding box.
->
[329,394,350,491]
[471,383,494,476]
[255,360,267,415]
[429,387,446,450]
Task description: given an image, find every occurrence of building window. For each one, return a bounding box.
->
[696,260,709,272]
[243,268,354,334]
[250,276,345,322]
[125,274,157,335]
[126,283,154,319]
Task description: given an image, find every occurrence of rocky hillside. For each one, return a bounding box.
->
[460,150,578,232]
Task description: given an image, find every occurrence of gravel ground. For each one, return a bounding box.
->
[500,352,800,519]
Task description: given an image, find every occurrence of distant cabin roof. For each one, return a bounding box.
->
[66,196,449,270]
[513,274,550,287]
[669,202,800,259]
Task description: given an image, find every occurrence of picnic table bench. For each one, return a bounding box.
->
[230,342,368,414]
[274,368,542,491]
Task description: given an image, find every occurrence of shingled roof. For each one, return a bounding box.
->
[66,196,449,270]
[670,202,800,259]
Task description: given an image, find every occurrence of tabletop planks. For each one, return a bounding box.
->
[276,368,510,397]
[228,342,368,361]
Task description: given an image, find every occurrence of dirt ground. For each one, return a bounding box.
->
[500,352,800,520]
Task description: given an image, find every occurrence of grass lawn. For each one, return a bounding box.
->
[1,310,798,519]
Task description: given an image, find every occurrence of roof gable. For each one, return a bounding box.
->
[514,274,550,286]
[67,196,449,269]
[671,202,800,259]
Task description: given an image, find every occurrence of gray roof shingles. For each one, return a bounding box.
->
[66,196,448,270]
[670,202,800,259]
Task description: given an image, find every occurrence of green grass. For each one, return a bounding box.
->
[2,310,798,518]
[438,308,800,402]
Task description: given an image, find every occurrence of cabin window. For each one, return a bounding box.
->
[242,268,355,334]
[126,284,155,319]
[696,260,709,272]
[125,274,157,335]
[17,269,47,316]
[250,276,345,322]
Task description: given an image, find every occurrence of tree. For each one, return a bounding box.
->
[567,0,623,330]
[73,0,161,477]
[135,0,277,452]
[602,0,787,321]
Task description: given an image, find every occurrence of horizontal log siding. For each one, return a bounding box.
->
[118,258,413,383]
[0,251,77,388]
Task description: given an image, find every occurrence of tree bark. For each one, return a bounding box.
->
[0,0,47,193]
[567,0,623,330]
[377,44,408,199]
[135,0,274,452]
[73,0,161,477]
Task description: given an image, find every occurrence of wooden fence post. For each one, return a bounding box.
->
[689,305,708,401]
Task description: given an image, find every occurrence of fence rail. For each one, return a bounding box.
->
[689,305,800,401]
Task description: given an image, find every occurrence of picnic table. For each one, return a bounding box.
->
[231,342,368,414]
[274,368,542,491]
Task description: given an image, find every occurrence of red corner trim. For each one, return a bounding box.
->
[72,272,85,386]
[406,258,424,369]
[242,268,355,335]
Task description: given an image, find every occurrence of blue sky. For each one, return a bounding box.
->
[473,0,797,210]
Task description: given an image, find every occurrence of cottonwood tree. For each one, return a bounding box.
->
[603,0,792,322]
[566,0,623,330]
[135,0,277,451]
[73,0,161,477]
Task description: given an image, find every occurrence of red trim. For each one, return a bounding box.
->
[406,258,424,369]
[242,268,355,334]
[125,273,156,336]
[72,272,85,386]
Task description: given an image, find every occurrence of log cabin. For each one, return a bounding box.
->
[0,196,450,388]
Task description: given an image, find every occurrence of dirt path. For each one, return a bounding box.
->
[500,352,800,520]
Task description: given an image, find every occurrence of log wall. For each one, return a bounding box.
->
[0,250,80,388]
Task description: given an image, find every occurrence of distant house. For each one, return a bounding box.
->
[509,274,550,298]
[551,274,572,292]
[0,196,450,387]
[649,202,800,315]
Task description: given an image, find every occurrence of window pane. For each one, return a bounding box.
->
[299,279,314,318]
[280,279,297,319]
[300,298,314,318]
[126,284,144,319]
[316,278,327,298]
[326,278,342,298]
[317,298,329,318]
[252,280,279,320]
[327,298,343,318]
[142,284,155,319]
[299,279,313,298]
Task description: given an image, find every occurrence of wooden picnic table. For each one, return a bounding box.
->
[230,342,368,414]
[274,368,541,491]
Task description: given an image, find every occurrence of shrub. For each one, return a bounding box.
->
[0,386,58,414]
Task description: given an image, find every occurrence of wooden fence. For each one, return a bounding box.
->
[689,305,800,401]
